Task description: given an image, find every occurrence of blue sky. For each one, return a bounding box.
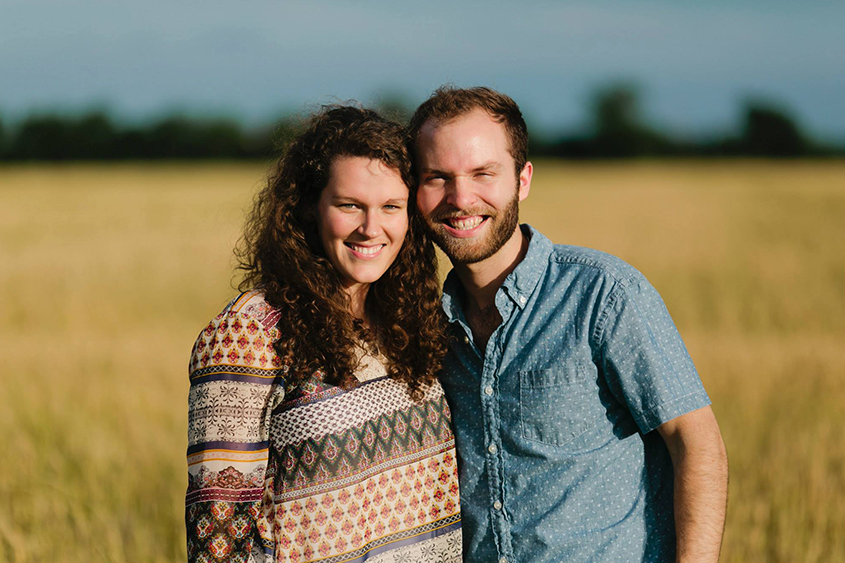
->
[2,0,843,140]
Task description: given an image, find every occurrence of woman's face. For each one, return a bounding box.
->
[316,156,409,298]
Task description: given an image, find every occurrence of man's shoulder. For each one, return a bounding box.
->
[546,243,645,287]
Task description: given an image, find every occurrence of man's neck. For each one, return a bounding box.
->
[454,226,528,312]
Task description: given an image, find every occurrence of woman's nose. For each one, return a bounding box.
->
[358,210,382,238]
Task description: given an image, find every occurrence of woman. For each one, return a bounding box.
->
[186,106,462,563]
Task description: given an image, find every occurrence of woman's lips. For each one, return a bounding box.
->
[345,242,386,258]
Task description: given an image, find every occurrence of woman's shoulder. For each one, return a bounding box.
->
[220,290,280,326]
[190,290,285,375]
[197,290,281,338]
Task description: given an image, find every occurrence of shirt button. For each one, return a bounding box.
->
[500,558,508,563]
[484,386,494,396]
[519,296,526,304]
[488,444,497,454]
[493,500,503,510]
[463,336,470,344]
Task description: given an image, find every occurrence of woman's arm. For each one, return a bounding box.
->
[186,293,286,562]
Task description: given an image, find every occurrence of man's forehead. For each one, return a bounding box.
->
[417,110,507,150]
[420,108,500,133]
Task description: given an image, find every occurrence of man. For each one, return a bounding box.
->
[408,86,728,563]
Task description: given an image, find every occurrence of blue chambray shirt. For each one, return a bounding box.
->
[439,225,711,563]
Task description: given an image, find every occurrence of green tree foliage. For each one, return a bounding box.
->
[0,90,841,160]
[740,103,808,157]
[372,92,414,125]
[549,84,677,158]
[591,84,671,157]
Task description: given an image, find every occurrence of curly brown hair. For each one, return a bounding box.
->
[408,85,529,178]
[236,105,448,398]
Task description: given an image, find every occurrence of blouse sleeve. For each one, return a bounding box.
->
[186,292,286,562]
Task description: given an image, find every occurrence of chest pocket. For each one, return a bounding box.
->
[519,363,598,448]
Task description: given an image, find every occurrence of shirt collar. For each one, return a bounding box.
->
[441,224,553,322]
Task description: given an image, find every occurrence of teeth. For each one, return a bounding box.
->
[448,216,483,230]
[349,244,384,255]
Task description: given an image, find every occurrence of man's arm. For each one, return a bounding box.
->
[657,405,728,563]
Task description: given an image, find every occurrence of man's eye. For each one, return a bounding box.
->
[338,203,358,209]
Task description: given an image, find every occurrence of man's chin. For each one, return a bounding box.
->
[430,231,499,265]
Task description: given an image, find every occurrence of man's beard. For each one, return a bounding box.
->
[424,190,520,265]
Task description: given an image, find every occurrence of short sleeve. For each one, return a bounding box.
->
[186,292,286,562]
[596,276,710,434]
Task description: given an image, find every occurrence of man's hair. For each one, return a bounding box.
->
[408,86,529,175]
[237,105,447,398]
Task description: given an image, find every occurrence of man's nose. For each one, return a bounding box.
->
[445,177,475,210]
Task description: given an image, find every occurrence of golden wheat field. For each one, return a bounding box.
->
[1,161,844,562]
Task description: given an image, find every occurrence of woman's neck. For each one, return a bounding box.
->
[345,283,370,321]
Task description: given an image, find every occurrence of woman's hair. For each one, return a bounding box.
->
[237,105,447,398]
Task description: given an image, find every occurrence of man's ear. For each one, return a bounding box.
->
[518,161,533,202]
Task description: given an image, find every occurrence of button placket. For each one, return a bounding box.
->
[477,290,514,562]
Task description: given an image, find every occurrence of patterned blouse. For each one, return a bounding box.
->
[187,291,462,563]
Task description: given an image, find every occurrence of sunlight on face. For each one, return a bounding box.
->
[316,156,409,301]
[416,109,531,264]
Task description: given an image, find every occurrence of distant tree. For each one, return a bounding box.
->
[148,117,202,158]
[12,115,72,159]
[9,112,117,159]
[551,83,673,158]
[200,120,245,158]
[592,83,670,157]
[2,92,841,161]
[73,112,116,158]
[270,115,306,154]
[740,102,808,157]
[139,116,245,158]
[372,92,414,124]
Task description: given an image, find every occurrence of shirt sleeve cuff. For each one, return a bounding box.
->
[637,391,712,434]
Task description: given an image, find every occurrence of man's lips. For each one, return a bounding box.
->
[438,215,488,237]
[446,216,484,230]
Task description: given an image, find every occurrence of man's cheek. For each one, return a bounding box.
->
[416,192,440,217]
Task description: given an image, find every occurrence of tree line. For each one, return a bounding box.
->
[1,86,842,161]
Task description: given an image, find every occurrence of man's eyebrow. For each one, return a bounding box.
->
[419,167,448,175]
[420,162,502,175]
[472,161,502,172]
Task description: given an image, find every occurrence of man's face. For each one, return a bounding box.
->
[415,109,531,265]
